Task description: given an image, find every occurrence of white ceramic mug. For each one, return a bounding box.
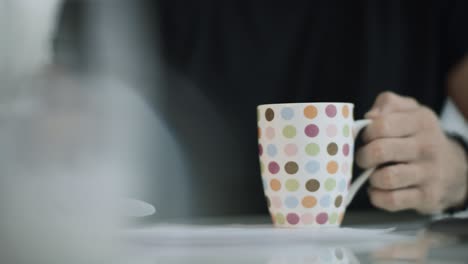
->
[257,103,373,227]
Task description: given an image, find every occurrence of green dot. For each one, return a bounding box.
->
[283,125,297,138]
[285,179,300,191]
[260,161,264,174]
[329,212,338,224]
[305,143,320,156]
[275,213,285,224]
[325,178,336,191]
[343,125,350,137]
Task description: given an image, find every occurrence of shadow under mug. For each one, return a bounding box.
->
[257,103,373,228]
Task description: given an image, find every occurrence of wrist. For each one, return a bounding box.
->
[445,133,468,213]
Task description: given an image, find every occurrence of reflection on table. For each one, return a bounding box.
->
[126,211,468,264]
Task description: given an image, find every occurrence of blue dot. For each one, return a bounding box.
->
[281,107,295,120]
[305,160,320,174]
[338,178,347,192]
[320,194,332,208]
[284,196,299,209]
[267,144,278,157]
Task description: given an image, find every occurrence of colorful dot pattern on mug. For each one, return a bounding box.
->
[284,143,298,156]
[305,143,320,156]
[281,107,295,120]
[258,103,354,226]
[267,144,278,157]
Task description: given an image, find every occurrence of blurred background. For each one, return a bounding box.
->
[53,0,270,219]
[51,0,468,220]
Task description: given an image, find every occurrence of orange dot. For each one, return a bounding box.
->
[258,127,262,139]
[270,179,281,191]
[302,196,317,208]
[342,105,349,118]
[327,161,339,174]
[304,105,318,119]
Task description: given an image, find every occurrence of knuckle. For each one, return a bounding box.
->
[371,141,387,163]
[405,97,419,107]
[374,118,391,137]
[381,167,397,188]
[377,91,397,104]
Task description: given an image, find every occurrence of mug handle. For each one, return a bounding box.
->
[345,119,375,207]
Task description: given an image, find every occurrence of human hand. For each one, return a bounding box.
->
[356,92,468,214]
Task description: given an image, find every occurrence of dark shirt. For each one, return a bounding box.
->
[154,0,468,215]
[56,0,468,217]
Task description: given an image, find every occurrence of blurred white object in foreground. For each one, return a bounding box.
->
[0,0,62,81]
[0,1,155,262]
[0,74,152,264]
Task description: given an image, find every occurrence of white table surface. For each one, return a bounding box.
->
[125,211,468,264]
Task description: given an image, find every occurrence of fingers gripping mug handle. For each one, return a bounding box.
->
[345,119,375,207]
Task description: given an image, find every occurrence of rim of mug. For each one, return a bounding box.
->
[257,102,354,108]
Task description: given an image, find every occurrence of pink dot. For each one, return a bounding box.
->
[258,144,263,156]
[326,105,337,117]
[343,144,350,156]
[326,124,338,137]
[287,213,300,225]
[341,162,349,174]
[305,124,320,137]
[271,196,282,209]
[284,143,298,156]
[268,162,280,174]
[316,212,329,224]
[266,127,275,140]
[301,213,315,225]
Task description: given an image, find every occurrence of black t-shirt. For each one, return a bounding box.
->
[153,1,468,215]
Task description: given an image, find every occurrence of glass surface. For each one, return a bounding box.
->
[126,211,468,264]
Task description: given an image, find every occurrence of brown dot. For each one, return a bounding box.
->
[284,161,299,174]
[327,143,338,156]
[266,196,271,208]
[335,195,343,207]
[258,127,261,139]
[265,108,275,121]
[305,179,320,192]
[302,196,317,208]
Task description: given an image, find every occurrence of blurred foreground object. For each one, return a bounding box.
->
[0,0,156,262]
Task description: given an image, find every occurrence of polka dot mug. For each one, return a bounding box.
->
[257,103,373,228]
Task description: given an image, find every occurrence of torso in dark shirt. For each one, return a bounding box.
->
[149,0,467,216]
